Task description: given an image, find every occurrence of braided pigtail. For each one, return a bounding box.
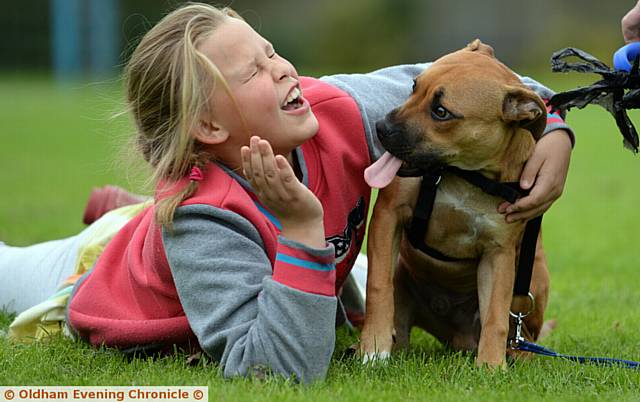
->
[124,4,243,231]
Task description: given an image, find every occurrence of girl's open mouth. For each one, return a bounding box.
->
[281,87,305,111]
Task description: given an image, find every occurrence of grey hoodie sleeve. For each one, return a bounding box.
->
[518,74,575,145]
[162,204,337,384]
[321,63,431,163]
[321,64,574,162]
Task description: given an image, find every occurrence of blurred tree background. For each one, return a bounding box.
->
[2,0,638,243]
[0,0,634,78]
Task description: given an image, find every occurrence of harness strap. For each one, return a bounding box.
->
[446,166,521,204]
[407,170,465,262]
[408,166,540,298]
[514,215,542,296]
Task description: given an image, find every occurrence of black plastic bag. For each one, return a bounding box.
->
[548,47,640,153]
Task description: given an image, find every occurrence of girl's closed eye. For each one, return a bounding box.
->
[244,49,276,82]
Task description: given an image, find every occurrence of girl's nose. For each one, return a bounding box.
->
[274,68,290,81]
[272,60,295,81]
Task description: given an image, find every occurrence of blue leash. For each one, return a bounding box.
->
[513,339,640,369]
[510,312,640,369]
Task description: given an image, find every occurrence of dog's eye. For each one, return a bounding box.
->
[431,104,453,121]
[412,79,417,93]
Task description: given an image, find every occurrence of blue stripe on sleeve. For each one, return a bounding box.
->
[253,201,282,230]
[276,253,335,271]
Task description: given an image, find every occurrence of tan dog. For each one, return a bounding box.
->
[360,39,550,367]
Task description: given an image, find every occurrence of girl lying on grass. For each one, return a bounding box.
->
[0,3,573,383]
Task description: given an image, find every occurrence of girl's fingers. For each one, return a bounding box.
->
[497,201,510,214]
[241,137,304,206]
[275,155,298,187]
[519,151,544,191]
[267,154,299,201]
[258,141,290,200]
[241,146,252,180]
[505,200,551,223]
[249,136,267,187]
[506,177,551,214]
[258,140,278,182]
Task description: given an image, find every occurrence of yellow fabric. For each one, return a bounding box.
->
[8,201,152,342]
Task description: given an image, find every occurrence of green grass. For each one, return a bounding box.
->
[2,73,640,400]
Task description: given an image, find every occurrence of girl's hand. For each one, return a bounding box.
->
[497,130,572,223]
[241,136,326,248]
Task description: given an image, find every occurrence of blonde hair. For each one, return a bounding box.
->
[125,3,242,230]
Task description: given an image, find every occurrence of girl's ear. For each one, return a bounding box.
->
[192,118,229,145]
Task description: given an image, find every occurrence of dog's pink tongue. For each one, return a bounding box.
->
[364,152,403,189]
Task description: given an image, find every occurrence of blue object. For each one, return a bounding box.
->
[511,311,640,369]
[51,0,81,79]
[613,42,640,72]
[50,0,120,81]
[88,0,119,76]
[512,339,640,369]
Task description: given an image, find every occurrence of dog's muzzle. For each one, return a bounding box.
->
[376,118,403,142]
[375,115,417,155]
[374,117,425,177]
[375,115,446,177]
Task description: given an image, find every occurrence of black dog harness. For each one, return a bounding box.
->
[405,166,542,298]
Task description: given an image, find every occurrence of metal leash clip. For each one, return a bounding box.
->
[508,292,535,349]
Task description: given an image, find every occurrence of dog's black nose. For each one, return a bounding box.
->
[376,118,397,140]
[375,119,388,138]
[376,108,402,141]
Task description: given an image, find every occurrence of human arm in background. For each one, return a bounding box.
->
[622,1,640,43]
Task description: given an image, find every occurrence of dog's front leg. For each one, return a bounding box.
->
[360,186,404,362]
[476,248,516,367]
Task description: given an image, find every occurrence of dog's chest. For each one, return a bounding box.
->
[423,182,504,258]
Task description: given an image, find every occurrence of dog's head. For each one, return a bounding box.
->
[376,39,546,175]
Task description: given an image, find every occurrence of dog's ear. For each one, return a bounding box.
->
[502,87,547,141]
[466,39,495,58]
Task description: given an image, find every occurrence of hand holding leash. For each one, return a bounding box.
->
[241,136,325,248]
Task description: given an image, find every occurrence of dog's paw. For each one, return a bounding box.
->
[475,354,508,369]
[362,350,391,364]
[359,325,395,365]
[358,340,393,364]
